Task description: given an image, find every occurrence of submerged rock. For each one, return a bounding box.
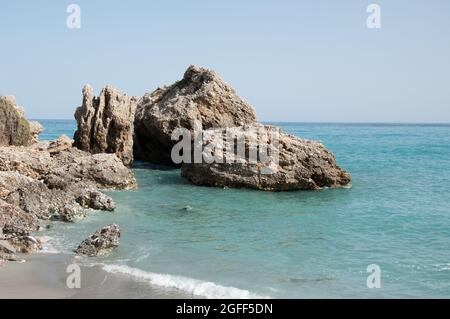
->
[0,96,35,147]
[134,65,257,165]
[75,224,120,257]
[181,124,351,191]
[74,85,137,167]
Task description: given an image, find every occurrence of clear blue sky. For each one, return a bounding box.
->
[1,0,449,122]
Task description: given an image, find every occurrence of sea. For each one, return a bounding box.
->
[37,120,450,298]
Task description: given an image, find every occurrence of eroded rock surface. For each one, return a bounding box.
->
[0,145,136,190]
[0,96,35,147]
[181,124,351,191]
[75,224,120,257]
[134,65,257,165]
[74,85,137,167]
[0,199,40,263]
[76,189,116,211]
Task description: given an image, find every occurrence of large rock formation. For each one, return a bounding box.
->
[134,65,257,165]
[181,124,351,191]
[74,85,137,167]
[0,135,136,223]
[0,94,138,262]
[0,142,137,190]
[75,224,120,257]
[0,96,34,146]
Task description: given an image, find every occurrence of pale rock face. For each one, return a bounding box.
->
[75,224,120,257]
[0,96,42,147]
[134,65,257,165]
[181,124,351,191]
[0,136,135,223]
[29,121,44,143]
[76,189,116,211]
[0,134,135,262]
[74,85,137,167]
[0,199,40,263]
[0,198,38,233]
[47,135,73,154]
[0,144,136,190]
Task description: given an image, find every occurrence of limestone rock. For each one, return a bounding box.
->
[48,149,137,190]
[134,65,257,165]
[181,124,351,191]
[76,189,116,211]
[0,199,40,262]
[47,135,73,154]
[29,121,44,143]
[0,199,38,233]
[0,136,135,223]
[75,224,120,257]
[0,171,35,199]
[0,144,137,190]
[74,85,137,167]
[0,96,32,146]
[56,203,87,223]
[4,177,79,220]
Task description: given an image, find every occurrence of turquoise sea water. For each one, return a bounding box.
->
[38,120,450,298]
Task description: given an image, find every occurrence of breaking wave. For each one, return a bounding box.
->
[102,264,269,299]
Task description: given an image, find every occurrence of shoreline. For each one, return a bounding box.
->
[0,252,193,299]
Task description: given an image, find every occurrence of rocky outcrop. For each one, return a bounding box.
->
[0,199,38,233]
[0,199,41,263]
[181,124,351,191]
[76,190,116,211]
[0,94,137,263]
[29,121,44,144]
[0,145,136,190]
[0,133,135,222]
[74,85,137,167]
[47,135,73,154]
[0,96,34,147]
[75,224,120,257]
[0,132,134,262]
[134,65,257,165]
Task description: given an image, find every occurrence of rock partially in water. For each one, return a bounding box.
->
[2,174,93,222]
[181,124,351,191]
[48,150,137,190]
[0,96,35,147]
[0,199,41,263]
[74,85,137,167]
[75,224,120,257]
[76,189,116,211]
[0,145,137,190]
[0,135,135,223]
[134,65,257,165]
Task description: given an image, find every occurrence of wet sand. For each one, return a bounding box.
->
[0,253,193,299]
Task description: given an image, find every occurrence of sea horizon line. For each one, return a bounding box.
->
[30,119,450,126]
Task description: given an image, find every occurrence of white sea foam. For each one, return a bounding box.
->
[102,264,269,299]
[432,263,450,272]
[37,236,61,254]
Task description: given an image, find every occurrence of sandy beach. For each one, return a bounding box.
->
[0,253,192,299]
